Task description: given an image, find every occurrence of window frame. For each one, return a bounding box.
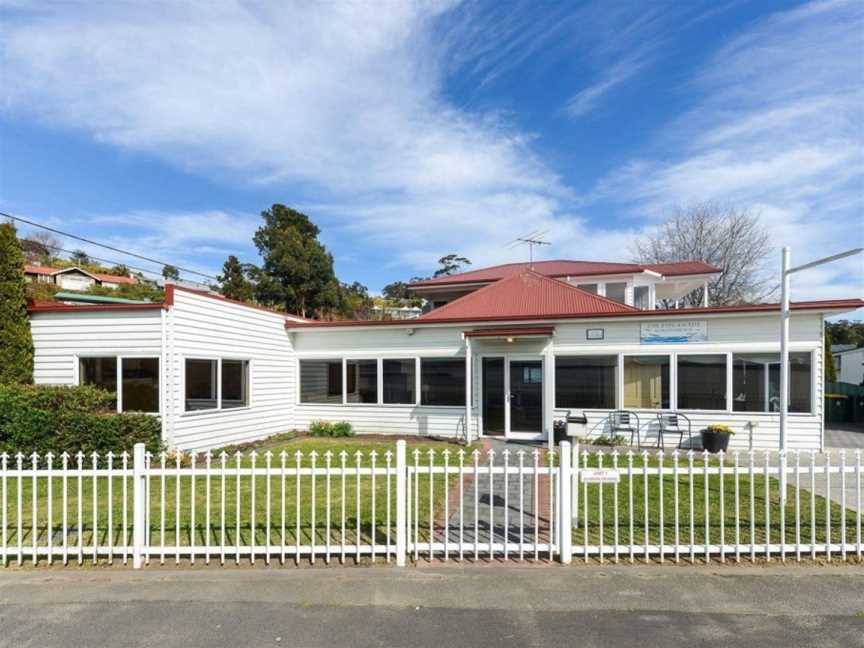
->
[419,356,467,408]
[75,353,161,415]
[182,356,252,415]
[621,352,673,411]
[553,353,618,410]
[730,350,815,415]
[675,352,730,413]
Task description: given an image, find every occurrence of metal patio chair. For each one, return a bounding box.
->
[656,412,692,450]
[608,410,641,448]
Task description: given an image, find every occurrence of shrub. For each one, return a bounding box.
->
[308,420,354,438]
[705,424,734,435]
[0,383,162,457]
[0,222,34,385]
[592,434,627,447]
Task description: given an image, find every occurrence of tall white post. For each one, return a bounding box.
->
[464,337,473,444]
[779,247,791,507]
[132,443,146,569]
[559,441,572,564]
[702,281,709,307]
[395,440,407,567]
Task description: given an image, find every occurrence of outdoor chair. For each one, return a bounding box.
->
[656,412,692,450]
[607,410,641,447]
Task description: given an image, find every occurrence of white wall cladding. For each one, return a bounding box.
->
[30,309,163,385]
[166,291,295,452]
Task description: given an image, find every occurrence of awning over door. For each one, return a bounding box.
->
[464,326,554,339]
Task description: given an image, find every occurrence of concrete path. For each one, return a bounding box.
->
[826,424,864,450]
[1,565,862,647]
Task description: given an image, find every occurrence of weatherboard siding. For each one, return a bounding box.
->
[30,309,163,385]
[166,290,295,452]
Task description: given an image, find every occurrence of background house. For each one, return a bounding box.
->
[24,264,138,291]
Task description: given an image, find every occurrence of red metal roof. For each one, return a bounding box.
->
[285,297,864,329]
[409,259,720,288]
[24,264,138,285]
[27,301,164,313]
[417,270,637,322]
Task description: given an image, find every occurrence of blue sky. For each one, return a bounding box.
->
[0,0,862,311]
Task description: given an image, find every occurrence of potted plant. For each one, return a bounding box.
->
[701,424,734,453]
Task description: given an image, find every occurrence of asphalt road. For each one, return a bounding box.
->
[1,564,862,647]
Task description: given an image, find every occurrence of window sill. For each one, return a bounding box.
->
[181,406,252,417]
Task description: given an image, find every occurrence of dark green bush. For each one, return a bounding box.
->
[308,420,354,438]
[0,384,162,457]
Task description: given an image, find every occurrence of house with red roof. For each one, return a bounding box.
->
[25,264,139,291]
[25,259,864,453]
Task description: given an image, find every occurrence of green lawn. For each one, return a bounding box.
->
[1,436,473,563]
[572,452,862,557]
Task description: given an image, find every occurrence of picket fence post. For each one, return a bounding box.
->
[395,440,407,567]
[559,441,572,564]
[132,443,146,569]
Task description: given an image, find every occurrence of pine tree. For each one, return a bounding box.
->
[218,255,256,302]
[0,222,34,384]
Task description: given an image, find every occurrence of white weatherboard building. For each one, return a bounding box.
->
[27,259,864,452]
[832,346,864,386]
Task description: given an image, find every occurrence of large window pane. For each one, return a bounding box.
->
[185,359,217,411]
[300,359,343,404]
[555,356,616,409]
[221,360,249,409]
[383,359,416,404]
[634,286,650,310]
[677,354,726,411]
[346,359,377,403]
[576,283,598,294]
[420,358,465,406]
[79,357,117,409]
[623,355,670,409]
[80,357,117,393]
[605,282,627,304]
[733,352,812,413]
[122,358,159,412]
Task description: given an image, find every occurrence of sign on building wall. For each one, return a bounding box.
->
[640,320,707,344]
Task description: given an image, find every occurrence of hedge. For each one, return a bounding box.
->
[0,384,163,456]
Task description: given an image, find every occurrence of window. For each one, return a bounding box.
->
[732,352,812,413]
[221,360,249,409]
[79,357,117,395]
[346,359,377,403]
[420,358,465,406]
[677,354,726,411]
[523,365,542,384]
[634,286,650,310]
[576,283,598,294]
[555,356,617,409]
[605,282,627,304]
[185,359,218,411]
[300,359,343,404]
[623,355,670,409]
[383,359,416,404]
[79,356,160,413]
[122,358,159,412]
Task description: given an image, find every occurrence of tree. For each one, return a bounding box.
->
[70,249,91,266]
[19,231,60,265]
[382,281,410,301]
[0,222,34,384]
[826,320,864,349]
[825,329,838,383]
[632,203,774,306]
[218,255,256,303]
[109,264,130,277]
[433,254,471,278]
[162,264,180,280]
[336,281,374,320]
[252,204,340,318]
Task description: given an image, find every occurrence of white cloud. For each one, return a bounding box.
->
[565,57,647,117]
[592,0,864,302]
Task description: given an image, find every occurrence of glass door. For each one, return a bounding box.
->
[482,357,505,436]
[508,359,543,434]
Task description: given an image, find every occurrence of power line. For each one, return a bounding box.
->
[1,211,220,281]
[28,241,169,280]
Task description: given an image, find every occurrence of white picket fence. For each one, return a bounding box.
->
[0,442,861,567]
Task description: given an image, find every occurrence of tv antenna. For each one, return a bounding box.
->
[506,229,551,269]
